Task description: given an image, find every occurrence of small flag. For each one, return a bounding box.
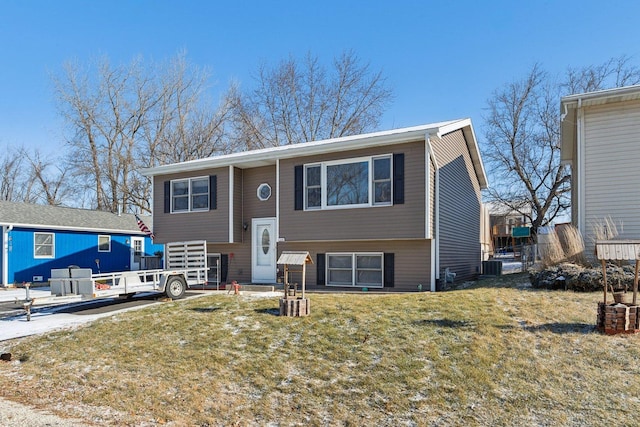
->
[135,214,155,240]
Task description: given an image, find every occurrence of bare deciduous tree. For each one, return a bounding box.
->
[0,146,30,202]
[483,56,640,234]
[23,148,71,206]
[0,145,70,205]
[53,52,234,213]
[231,50,393,148]
[52,50,390,212]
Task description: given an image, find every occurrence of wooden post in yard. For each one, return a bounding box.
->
[301,260,306,300]
[634,260,639,306]
[602,258,608,306]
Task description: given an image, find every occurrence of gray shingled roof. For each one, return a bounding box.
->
[0,200,152,235]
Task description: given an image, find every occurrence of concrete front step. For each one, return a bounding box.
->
[189,283,284,292]
[239,284,281,292]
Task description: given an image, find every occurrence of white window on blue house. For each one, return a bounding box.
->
[98,235,111,252]
[304,155,392,210]
[171,177,209,212]
[34,232,54,258]
[326,253,384,288]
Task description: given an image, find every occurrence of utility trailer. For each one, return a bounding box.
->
[20,240,208,321]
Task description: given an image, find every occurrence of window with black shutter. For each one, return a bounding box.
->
[165,176,212,213]
[295,153,401,210]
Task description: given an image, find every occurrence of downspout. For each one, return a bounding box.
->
[275,159,281,281]
[229,165,234,243]
[576,98,586,236]
[276,158,280,242]
[2,225,13,287]
[560,103,569,122]
[425,134,440,292]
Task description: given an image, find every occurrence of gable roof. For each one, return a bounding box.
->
[560,85,640,162]
[141,119,488,189]
[0,200,152,235]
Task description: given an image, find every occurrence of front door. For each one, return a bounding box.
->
[131,237,144,270]
[251,217,277,283]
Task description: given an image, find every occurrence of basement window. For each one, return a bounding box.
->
[326,253,383,288]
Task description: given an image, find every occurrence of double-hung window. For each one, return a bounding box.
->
[98,235,111,252]
[171,177,209,213]
[373,156,392,204]
[326,253,384,288]
[305,165,321,209]
[34,232,54,258]
[304,155,392,210]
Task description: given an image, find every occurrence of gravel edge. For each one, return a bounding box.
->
[0,397,90,426]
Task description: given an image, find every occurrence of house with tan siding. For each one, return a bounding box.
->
[141,119,488,292]
[561,85,640,254]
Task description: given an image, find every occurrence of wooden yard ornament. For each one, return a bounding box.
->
[277,251,313,317]
[595,240,640,334]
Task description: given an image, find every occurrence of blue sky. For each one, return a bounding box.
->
[2,0,640,152]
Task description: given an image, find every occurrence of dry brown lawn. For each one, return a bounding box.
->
[1,273,639,426]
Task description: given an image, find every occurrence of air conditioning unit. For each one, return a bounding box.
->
[33,275,44,282]
[482,260,503,276]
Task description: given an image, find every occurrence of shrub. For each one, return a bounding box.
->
[530,262,637,292]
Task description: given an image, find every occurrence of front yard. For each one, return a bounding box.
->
[1,273,639,426]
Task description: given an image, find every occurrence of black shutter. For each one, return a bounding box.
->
[384,253,394,288]
[393,153,405,205]
[164,181,171,213]
[221,254,229,283]
[294,165,304,210]
[317,253,326,285]
[209,175,217,210]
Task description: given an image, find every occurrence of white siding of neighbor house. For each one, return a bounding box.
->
[582,100,640,246]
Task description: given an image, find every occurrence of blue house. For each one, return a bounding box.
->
[0,201,163,286]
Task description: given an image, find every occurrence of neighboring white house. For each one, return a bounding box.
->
[560,85,640,253]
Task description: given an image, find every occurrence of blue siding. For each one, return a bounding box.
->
[7,227,163,284]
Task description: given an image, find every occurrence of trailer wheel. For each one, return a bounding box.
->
[165,276,187,299]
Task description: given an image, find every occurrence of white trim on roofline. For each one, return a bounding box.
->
[140,120,469,176]
[561,84,640,107]
[0,222,148,236]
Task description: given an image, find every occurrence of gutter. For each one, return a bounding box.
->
[139,122,463,177]
[0,222,148,236]
[561,84,640,105]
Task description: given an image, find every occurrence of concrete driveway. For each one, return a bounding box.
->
[0,287,208,342]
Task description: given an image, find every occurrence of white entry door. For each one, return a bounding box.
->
[252,218,277,283]
[131,237,144,270]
